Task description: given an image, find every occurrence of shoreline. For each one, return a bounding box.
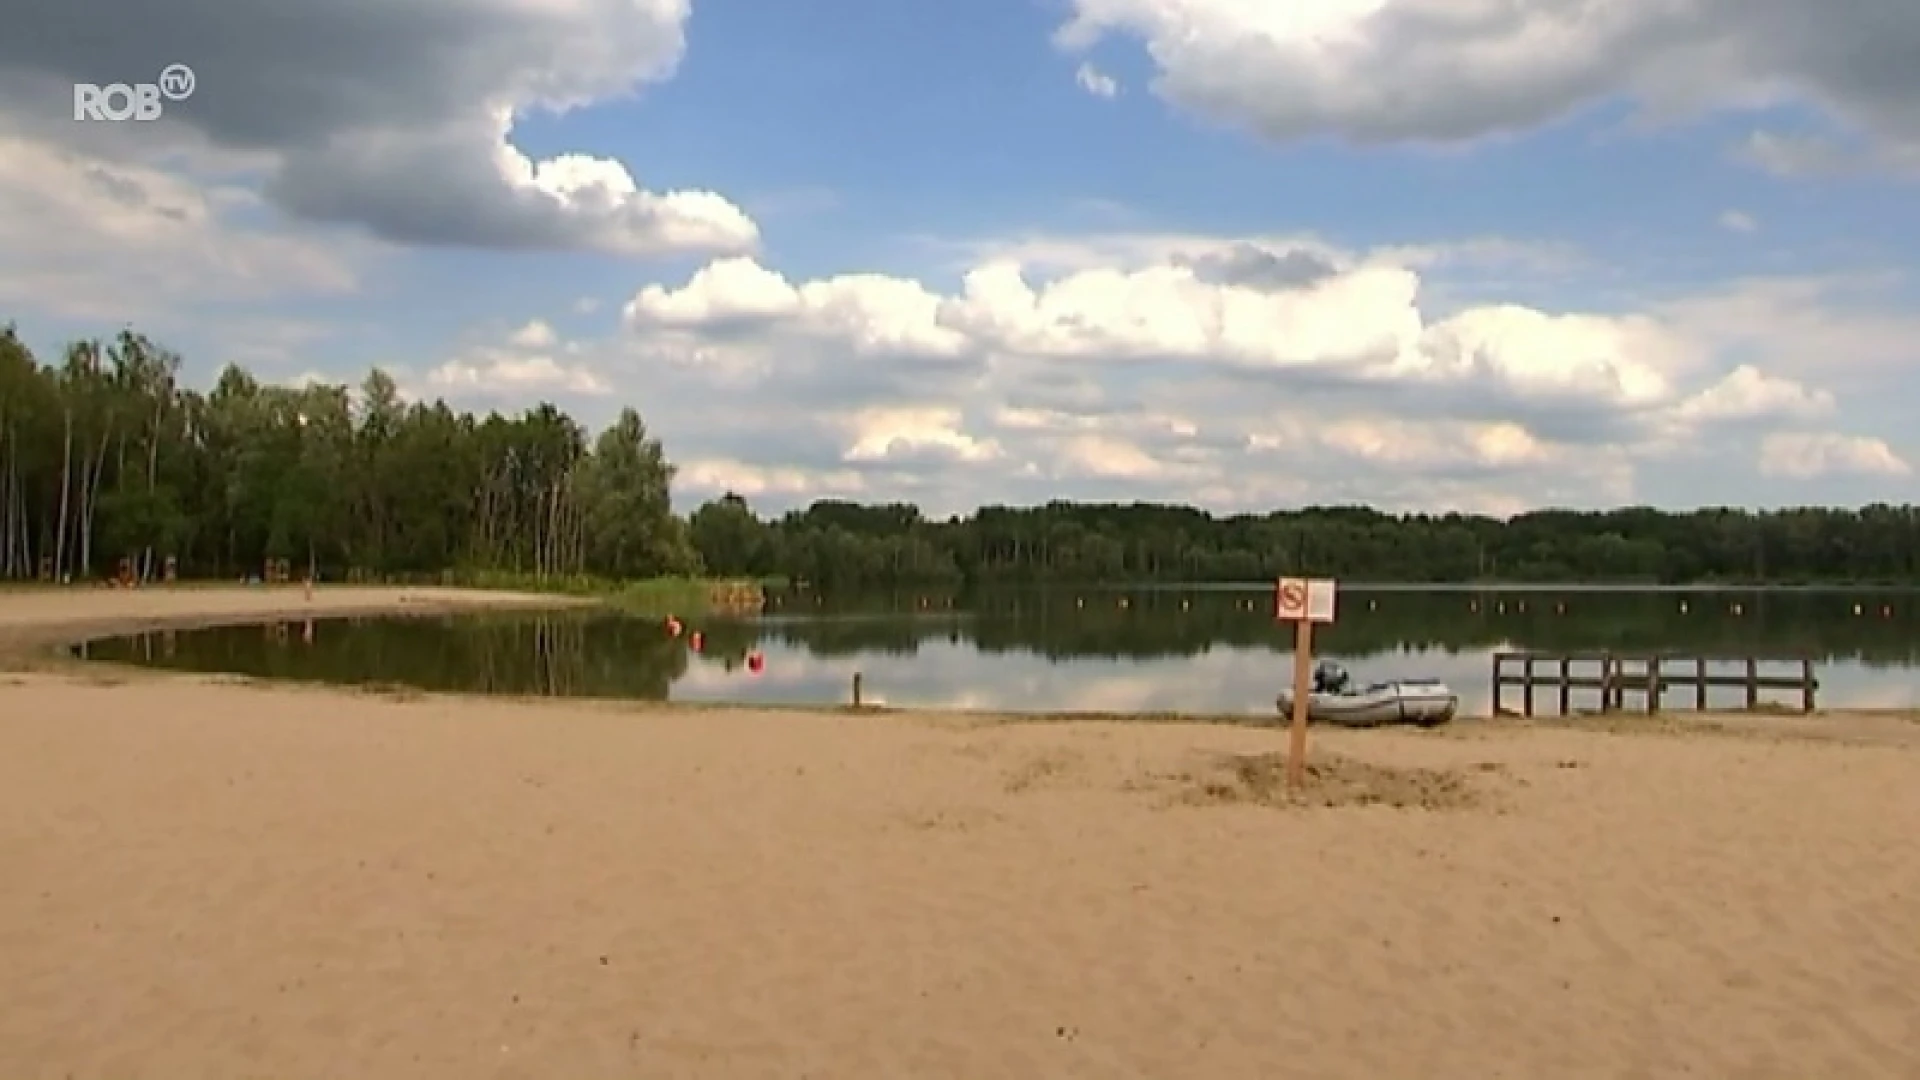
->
[0,584,598,657]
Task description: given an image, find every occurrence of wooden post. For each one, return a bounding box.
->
[1522,655,1535,717]
[1275,578,1335,792]
[1558,656,1570,715]
[1490,654,1502,716]
[1598,654,1613,713]
[1801,658,1815,713]
[851,672,863,708]
[1647,656,1662,715]
[1287,619,1312,791]
[1745,657,1759,709]
[1696,657,1708,710]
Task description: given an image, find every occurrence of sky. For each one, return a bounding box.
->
[2,0,1918,518]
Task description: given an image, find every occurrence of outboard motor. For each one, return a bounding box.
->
[1312,660,1351,694]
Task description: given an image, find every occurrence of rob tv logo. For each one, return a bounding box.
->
[73,64,195,122]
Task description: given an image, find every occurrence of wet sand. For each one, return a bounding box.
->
[2,587,1917,1078]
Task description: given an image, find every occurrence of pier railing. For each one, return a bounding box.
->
[1490,651,1817,716]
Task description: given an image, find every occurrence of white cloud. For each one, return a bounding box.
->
[1656,275,1920,382]
[1075,62,1119,99]
[429,353,609,397]
[1759,433,1911,479]
[1719,210,1758,233]
[0,0,758,258]
[842,407,1003,465]
[508,320,560,350]
[1736,129,1920,179]
[626,256,972,361]
[678,460,869,501]
[1674,365,1833,424]
[588,236,1915,515]
[1054,0,1920,171]
[426,330,610,399]
[0,135,360,319]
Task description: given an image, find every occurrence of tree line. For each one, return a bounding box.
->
[5,325,1916,588]
[697,498,1920,588]
[1,327,691,582]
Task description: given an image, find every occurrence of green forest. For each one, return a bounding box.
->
[4,326,1918,588]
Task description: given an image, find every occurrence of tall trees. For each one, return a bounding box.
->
[0,326,691,583]
[578,408,696,578]
[688,493,771,577]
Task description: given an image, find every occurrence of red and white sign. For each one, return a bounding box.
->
[1276,577,1338,623]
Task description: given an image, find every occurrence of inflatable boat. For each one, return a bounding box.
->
[1275,663,1457,728]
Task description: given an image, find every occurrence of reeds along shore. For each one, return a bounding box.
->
[705,580,766,614]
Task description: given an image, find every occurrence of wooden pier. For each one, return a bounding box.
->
[1491,651,1818,716]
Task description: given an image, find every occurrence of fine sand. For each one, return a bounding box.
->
[2,588,1918,1078]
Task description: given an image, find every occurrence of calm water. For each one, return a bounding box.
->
[84,588,1920,715]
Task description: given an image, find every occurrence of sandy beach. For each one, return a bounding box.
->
[2,588,1917,1078]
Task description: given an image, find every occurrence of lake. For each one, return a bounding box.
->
[81,587,1920,716]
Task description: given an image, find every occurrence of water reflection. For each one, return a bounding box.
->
[84,588,1920,715]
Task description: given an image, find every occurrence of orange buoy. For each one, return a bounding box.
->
[746,650,764,673]
[689,631,704,652]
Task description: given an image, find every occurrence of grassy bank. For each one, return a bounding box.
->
[451,571,763,615]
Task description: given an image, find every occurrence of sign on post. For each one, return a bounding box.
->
[1276,577,1336,623]
[1276,577,1338,790]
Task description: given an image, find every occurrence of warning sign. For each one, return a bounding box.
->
[1276,577,1337,623]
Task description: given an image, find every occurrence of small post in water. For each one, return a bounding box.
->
[1276,577,1339,791]
[852,671,863,708]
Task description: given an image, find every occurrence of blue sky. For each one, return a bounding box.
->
[3,0,1917,514]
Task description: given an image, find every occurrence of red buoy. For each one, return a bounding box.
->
[665,616,683,637]
[746,650,764,674]
[689,631,704,652]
